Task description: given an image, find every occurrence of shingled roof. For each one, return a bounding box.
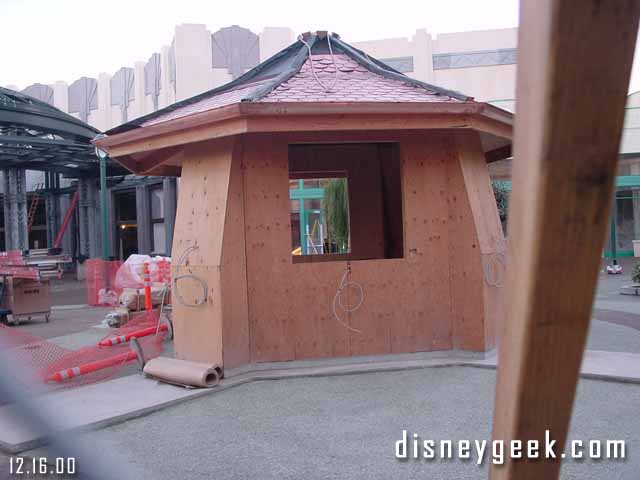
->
[97,32,513,175]
[108,32,472,135]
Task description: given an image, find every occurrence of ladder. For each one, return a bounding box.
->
[27,183,43,232]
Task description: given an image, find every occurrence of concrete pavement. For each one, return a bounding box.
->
[65,367,640,479]
[1,265,639,478]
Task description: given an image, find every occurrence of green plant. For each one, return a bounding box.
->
[632,263,640,284]
[322,178,350,253]
[492,180,509,223]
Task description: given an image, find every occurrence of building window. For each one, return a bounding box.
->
[150,187,166,254]
[115,191,137,260]
[380,56,414,73]
[288,143,403,262]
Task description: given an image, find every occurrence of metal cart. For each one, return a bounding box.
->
[0,249,71,325]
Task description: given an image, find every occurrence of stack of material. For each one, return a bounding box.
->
[119,283,169,311]
[0,249,71,281]
[103,307,131,327]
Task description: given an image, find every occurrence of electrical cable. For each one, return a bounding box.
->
[173,245,208,308]
[155,283,169,336]
[481,241,508,288]
[331,262,364,334]
[298,32,339,93]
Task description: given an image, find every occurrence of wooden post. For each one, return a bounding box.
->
[491,1,639,479]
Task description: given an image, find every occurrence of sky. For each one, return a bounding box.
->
[1,0,639,93]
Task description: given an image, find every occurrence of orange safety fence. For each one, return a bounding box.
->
[86,258,123,307]
[0,310,166,393]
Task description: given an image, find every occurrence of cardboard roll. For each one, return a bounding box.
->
[143,356,220,388]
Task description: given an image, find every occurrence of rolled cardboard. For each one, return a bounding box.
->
[143,357,220,388]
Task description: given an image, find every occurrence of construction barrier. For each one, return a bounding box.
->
[45,349,139,383]
[143,262,152,312]
[98,323,168,347]
[0,310,166,391]
[86,258,123,306]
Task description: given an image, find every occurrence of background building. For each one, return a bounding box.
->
[3,23,639,260]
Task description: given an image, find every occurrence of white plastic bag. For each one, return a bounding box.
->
[114,254,170,289]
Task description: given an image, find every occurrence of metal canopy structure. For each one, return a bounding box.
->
[0,87,127,177]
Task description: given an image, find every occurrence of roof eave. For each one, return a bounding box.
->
[95,101,513,173]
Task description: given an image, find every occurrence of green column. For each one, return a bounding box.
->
[609,196,618,263]
[100,156,110,260]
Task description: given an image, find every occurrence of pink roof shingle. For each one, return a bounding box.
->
[141,80,269,127]
[261,54,461,103]
[136,53,463,129]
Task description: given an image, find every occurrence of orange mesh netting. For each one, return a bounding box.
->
[86,258,123,306]
[0,311,166,393]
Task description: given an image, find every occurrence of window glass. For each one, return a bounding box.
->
[152,222,166,254]
[150,188,164,220]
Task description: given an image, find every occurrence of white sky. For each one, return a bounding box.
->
[1,0,639,93]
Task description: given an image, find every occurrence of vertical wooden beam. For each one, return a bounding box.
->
[454,131,506,351]
[171,138,235,366]
[220,139,251,368]
[491,2,638,479]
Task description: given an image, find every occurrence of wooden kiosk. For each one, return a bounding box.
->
[97,32,512,371]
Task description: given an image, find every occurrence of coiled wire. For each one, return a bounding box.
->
[298,33,339,93]
[173,245,208,308]
[331,264,364,334]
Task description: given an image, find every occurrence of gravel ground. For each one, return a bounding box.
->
[69,367,639,480]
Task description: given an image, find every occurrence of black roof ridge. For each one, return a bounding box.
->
[330,36,472,102]
[241,36,314,102]
[107,32,475,135]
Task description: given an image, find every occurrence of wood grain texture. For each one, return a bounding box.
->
[96,101,512,158]
[220,139,250,368]
[171,264,223,365]
[491,1,639,479]
[102,111,512,163]
[455,131,506,350]
[446,135,486,351]
[168,128,505,366]
[170,138,234,364]
[242,131,495,362]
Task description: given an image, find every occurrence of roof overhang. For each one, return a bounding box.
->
[95,101,513,176]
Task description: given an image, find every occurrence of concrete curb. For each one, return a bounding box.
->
[51,304,90,311]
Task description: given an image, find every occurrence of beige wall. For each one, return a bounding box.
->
[7,22,639,166]
[9,24,522,137]
[352,27,518,105]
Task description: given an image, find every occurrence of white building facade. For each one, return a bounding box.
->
[5,23,640,258]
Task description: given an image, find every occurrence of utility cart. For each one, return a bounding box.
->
[0,249,71,325]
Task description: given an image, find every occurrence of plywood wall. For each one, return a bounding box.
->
[171,138,235,365]
[170,129,505,367]
[241,131,495,362]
